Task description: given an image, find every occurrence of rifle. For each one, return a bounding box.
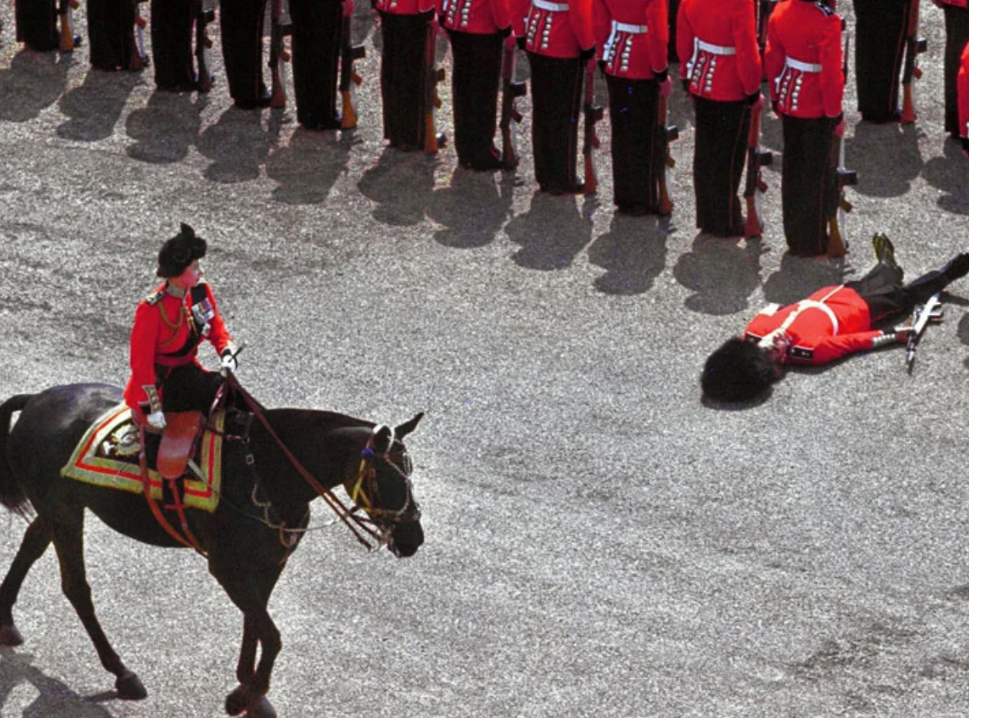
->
[339,13,366,129]
[903,293,943,373]
[195,4,217,92]
[656,90,679,215]
[827,28,855,258]
[499,37,527,170]
[423,17,447,154]
[900,0,927,124]
[133,0,149,69]
[58,0,80,52]
[742,100,773,239]
[269,0,293,109]
[582,56,603,195]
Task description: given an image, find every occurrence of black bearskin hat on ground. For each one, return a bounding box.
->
[701,337,778,402]
[157,223,207,278]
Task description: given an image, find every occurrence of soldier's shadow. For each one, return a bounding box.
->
[196,106,271,182]
[358,149,438,226]
[427,167,513,249]
[673,232,768,315]
[125,90,208,164]
[588,213,670,295]
[504,191,594,271]
[850,121,924,199]
[0,49,71,123]
[57,68,144,142]
[265,127,356,204]
[921,139,969,215]
[761,252,851,307]
[0,649,117,717]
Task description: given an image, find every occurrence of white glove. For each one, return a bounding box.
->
[147,411,167,431]
[221,348,238,375]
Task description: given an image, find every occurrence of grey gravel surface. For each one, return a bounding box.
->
[0,3,970,718]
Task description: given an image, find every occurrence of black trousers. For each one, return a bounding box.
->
[692,95,749,236]
[156,363,224,415]
[446,28,503,166]
[851,261,953,323]
[151,0,199,90]
[290,0,343,130]
[219,0,268,103]
[379,11,431,150]
[87,0,140,70]
[942,4,969,135]
[780,114,837,257]
[605,75,664,212]
[527,52,584,190]
[853,0,907,122]
[14,0,59,51]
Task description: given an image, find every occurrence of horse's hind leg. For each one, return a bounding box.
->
[0,516,53,646]
[49,515,148,700]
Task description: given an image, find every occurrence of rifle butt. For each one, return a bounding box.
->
[583,156,597,195]
[341,92,357,129]
[900,85,916,124]
[744,198,762,239]
[657,177,673,216]
[826,220,847,258]
[424,116,441,154]
[59,13,75,52]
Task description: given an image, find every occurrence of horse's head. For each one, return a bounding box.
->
[346,413,425,558]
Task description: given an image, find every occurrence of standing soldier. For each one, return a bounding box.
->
[87,0,142,70]
[765,0,843,257]
[220,0,271,109]
[375,0,438,150]
[291,0,354,129]
[677,0,761,237]
[852,0,906,123]
[513,0,596,195]
[151,0,199,91]
[957,41,968,152]
[441,0,514,169]
[933,0,968,140]
[593,0,671,215]
[14,0,60,51]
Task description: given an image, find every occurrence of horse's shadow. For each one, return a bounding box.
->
[125,89,208,164]
[427,166,514,249]
[0,649,117,717]
[0,49,71,123]
[57,68,144,142]
[588,212,672,295]
[921,138,969,215]
[196,106,272,183]
[357,149,439,227]
[265,126,357,205]
[504,191,595,270]
[673,232,769,315]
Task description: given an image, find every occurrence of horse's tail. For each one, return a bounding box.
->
[0,394,35,517]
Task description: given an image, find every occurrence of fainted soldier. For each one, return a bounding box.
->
[150,0,200,91]
[513,0,596,194]
[14,0,61,51]
[219,0,272,109]
[677,0,762,237]
[765,0,844,257]
[593,0,671,215]
[852,0,907,123]
[441,0,515,170]
[932,0,969,140]
[701,236,969,402]
[375,0,439,150]
[291,0,354,130]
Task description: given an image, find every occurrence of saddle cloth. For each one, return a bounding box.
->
[60,402,225,512]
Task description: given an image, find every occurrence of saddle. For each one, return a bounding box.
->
[156,411,206,482]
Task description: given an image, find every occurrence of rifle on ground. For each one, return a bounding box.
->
[656,90,679,215]
[339,13,366,129]
[827,28,855,258]
[58,0,81,52]
[903,293,943,373]
[423,17,447,154]
[582,56,603,195]
[499,37,526,170]
[900,0,927,124]
[743,100,773,239]
[269,0,293,108]
[195,3,217,92]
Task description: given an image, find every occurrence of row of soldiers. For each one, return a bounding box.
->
[9,0,970,258]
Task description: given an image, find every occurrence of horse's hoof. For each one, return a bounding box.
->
[116,671,148,700]
[247,696,277,718]
[0,624,24,647]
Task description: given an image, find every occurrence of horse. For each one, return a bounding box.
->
[0,381,424,718]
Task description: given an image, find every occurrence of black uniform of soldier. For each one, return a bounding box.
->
[14,0,60,51]
[220,0,272,108]
[853,0,907,123]
[289,0,348,130]
[151,0,200,91]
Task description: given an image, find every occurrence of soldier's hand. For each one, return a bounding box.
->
[659,76,673,99]
[221,348,239,375]
[147,411,167,431]
[833,114,846,138]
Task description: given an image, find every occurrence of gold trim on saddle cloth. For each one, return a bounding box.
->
[60,403,225,513]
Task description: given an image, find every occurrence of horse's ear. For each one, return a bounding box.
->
[394,412,424,440]
[370,425,393,453]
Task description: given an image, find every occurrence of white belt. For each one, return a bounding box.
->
[785,57,822,73]
[611,21,646,34]
[758,287,844,348]
[694,38,736,56]
[533,0,568,10]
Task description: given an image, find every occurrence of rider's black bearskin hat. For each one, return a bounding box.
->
[157,223,207,278]
[700,337,778,402]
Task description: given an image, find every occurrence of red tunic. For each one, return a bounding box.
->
[933,0,968,7]
[958,42,969,139]
[124,282,232,411]
[765,0,843,118]
[743,285,887,365]
[513,0,594,58]
[377,0,436,15]
[442,0,512,33]
[676,0,761,101]
[593,0,669,78]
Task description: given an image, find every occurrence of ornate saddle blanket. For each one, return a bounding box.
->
[60,403,226,513]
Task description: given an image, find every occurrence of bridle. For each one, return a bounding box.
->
[347,431,421,534]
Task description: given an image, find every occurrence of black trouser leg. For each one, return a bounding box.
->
[781,114,837,257]
[220,0,268,103]
[447,28,503,167]
[379,11,429,149]
[606,74,661,212]
[290,0,343,129]
[693,95,749,236]
[15,0,59,51]
[151,0,198,90]
[528,52,584,190]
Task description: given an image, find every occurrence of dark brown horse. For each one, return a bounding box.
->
[0,382,424,718]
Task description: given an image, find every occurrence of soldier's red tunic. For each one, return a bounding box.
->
[676,0,760,102]
[124,283,232,412]
[513,0,594,58]
[442,0,511,33]
[377,0,435,15]
[765,0,842,118]
[958,43,969,140]
[593,0,668,79]
[743,285,887,365]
